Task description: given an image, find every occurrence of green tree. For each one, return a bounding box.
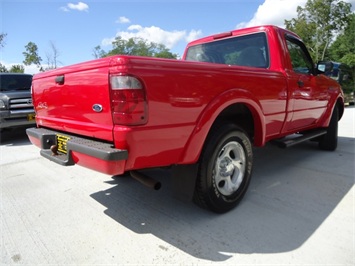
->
[23,42,42,70]
[44,41,62,70]
[285,0,351,62]
[9,64,25,73]
[92,45,107,59]
[0,63,8,72]
[154,44,178,59]
[1,34,8,72]
[96,37,178,59]
[329,13,355,66]
[0,33,7,49]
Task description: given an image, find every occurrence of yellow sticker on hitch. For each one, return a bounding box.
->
[56,134,70,154]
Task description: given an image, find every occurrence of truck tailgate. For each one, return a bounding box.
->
[32,59,114,141]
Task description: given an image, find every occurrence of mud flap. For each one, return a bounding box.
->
[171,164,198,202]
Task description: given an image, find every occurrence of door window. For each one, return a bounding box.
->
[286,38,313,74]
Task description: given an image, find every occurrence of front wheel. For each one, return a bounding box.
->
[194,124,253,213]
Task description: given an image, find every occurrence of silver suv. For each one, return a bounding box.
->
[0,73,35,129]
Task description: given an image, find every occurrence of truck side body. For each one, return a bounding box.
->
[27,25,344,212]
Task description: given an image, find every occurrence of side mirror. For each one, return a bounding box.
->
[317,61,334,75]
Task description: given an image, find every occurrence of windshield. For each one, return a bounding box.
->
[0,74,32,91]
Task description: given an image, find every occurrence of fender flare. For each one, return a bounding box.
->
[178,88,266,164]
[320,91,344,128]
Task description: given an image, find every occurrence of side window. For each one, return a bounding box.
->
[286,38,313,74]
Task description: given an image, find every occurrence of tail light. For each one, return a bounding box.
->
[110,75,148,125]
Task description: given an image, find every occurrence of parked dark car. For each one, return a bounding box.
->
[318,61,354,105]
[0,73,35,130]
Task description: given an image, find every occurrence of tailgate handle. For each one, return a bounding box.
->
[55,75,65,85]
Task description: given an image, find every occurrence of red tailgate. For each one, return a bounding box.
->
[32,58,114,141]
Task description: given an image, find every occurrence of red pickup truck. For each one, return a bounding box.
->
[27,25,344,213]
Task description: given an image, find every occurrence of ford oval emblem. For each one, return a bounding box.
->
[92,104,103,113]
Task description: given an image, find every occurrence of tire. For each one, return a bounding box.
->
[319,106,338,151]
[193,124,253,213]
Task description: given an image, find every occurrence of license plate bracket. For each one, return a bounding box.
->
[27,113,35,121]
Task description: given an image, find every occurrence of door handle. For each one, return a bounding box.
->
[297,80,304,88]
[55,75,65,85]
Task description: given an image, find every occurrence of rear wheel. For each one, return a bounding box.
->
[319,106,338,151]
[194,124,253,213]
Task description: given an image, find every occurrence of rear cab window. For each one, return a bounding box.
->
[185,32,269,68]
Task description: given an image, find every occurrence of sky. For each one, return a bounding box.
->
[1,0,354,74]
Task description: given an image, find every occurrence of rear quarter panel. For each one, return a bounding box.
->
[111,56,288,169]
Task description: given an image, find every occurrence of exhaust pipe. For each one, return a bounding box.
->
[130,171,161,190]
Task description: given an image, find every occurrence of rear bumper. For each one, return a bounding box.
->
[26,127,128,175]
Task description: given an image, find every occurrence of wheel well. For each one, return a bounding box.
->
[336,99,344,121]
[211,103,254,142]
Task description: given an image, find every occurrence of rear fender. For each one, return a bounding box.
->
[178,88,265,164]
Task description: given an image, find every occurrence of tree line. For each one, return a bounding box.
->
[285,0,354,67]
[0,0,354,74]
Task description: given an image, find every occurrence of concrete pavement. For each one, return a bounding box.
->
[1,107,354,265]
